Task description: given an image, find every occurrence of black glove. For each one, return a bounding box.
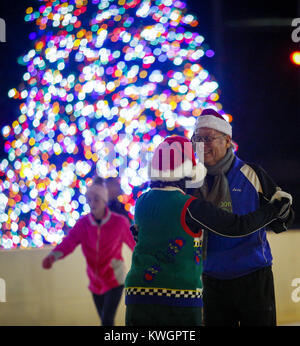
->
[130,224,139,243]
[269,208,295,234]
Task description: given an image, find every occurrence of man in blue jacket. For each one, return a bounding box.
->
[190,108,294,326]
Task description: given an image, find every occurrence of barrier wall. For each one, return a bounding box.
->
[0,231,299,326]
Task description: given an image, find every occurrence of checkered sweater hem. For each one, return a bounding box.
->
[125,287,203,307]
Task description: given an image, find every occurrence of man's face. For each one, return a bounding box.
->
[193,127,231,166]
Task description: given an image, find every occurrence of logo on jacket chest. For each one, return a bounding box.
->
[220,201,232,211]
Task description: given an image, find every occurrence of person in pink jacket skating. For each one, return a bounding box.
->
[42,176,136,326]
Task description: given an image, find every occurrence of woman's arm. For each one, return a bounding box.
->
[184,194,291,238]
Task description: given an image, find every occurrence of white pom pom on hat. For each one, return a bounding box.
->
[195,108,232,137]
[148,135,207,183]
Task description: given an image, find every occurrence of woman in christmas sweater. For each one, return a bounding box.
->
[125,136,292,326]
[42,176,135,326]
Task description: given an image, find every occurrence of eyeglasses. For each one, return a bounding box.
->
[191,134,226,143]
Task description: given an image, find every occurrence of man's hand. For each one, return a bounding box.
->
[270,190,293,220]
[270,190,292,204]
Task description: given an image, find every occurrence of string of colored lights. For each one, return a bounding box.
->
[0,0,233,249]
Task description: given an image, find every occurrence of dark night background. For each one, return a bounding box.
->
[0,0,299,226]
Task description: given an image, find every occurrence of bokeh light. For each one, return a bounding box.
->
[0,0,232,249]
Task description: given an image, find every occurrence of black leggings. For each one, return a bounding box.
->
[92,285,124,326]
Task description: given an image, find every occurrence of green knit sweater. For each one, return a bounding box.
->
[125,188,203,307]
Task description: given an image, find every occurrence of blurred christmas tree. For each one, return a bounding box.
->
[0,0,232,249]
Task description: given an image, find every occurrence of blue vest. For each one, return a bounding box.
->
[203,156,273,279]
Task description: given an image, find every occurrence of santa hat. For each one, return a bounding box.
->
[148,135,206,183]
[195,108,232,137]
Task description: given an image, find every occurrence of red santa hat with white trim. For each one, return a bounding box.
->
[195,108,232,137]
[148,135,207,183]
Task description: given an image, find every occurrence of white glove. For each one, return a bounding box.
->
[270,190,293,205]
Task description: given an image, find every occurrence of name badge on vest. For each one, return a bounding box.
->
[194,230,203,265]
